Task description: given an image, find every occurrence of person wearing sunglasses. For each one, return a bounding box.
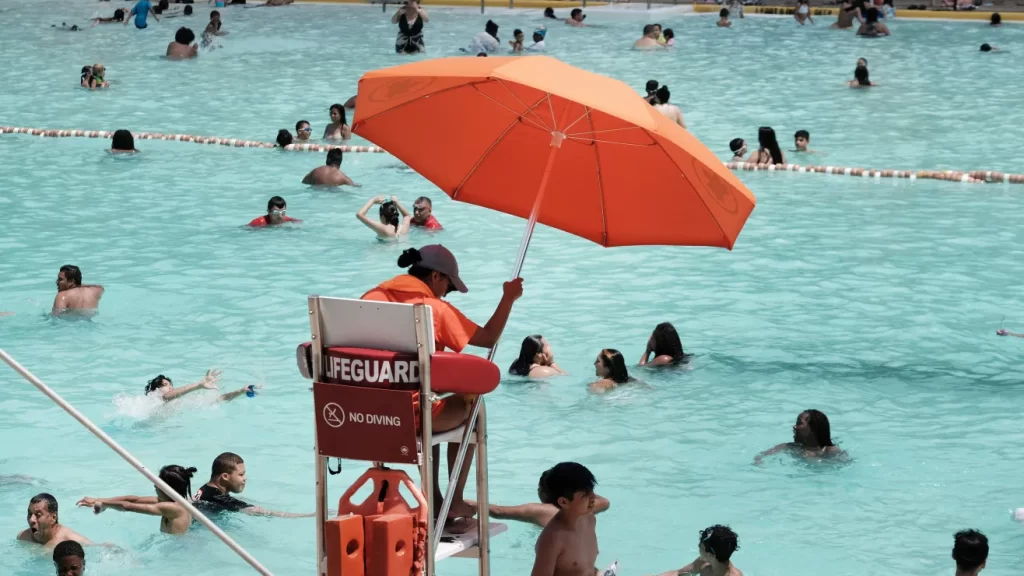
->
[361,245,524,533]
[295,120,312,142]
[248,196,301,227]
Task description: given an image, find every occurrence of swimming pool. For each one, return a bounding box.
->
[3,2,1024,575]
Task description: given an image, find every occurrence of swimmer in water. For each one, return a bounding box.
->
[248,196,301,226]
[544,7,557,19]
[52,265,104,315]
[53,540,86,576]
[166,27,199,59]
[663,28,676,46]
[111,129,138,152]
[84,63,109,89]
[193,452,314,517]
[590,349,636,392]
[952,529,988,576]
[356,195,412,240]
[126,0,159,29]
[857,7,889,37]
[634,24,665,50]
[717,8,732,27]
[94,8,126,23]
[729,138,747,162]
[470,474,608,528]
[17,494,93,548]
[276,129,293,148]
[566,8,586,27]
[848,64,877,87]
[530,462,601,576]
[295,120,312,142]
[653,86,686,128]
[510,28,524,52]
[203,9,227,37]
[508,335,566,378]
[640,322,693,366]
[754,409,844,463]
[527,27,547,51]
[324,103,352,140]
[411,196,442,229]
[144,370,259,403]
[980,43,999,52]
[990,12,1001,26]
[996,328,1023,337]
[653,23,666,43]
[747,126,786,165]
[832,0,863,29]
[301,148,360,187]
[793,129,815,153]
[77,465,197,535]
[794,0,814,25]
[655,525,743,576]
[645,79,659,104]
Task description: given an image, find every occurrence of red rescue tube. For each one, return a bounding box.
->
[296,343,499,396]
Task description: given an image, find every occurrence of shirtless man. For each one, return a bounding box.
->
[17,494,92,549]
[566,8,586,27]
[166,27,199,60]
[754,409,844,463]
[52,265,104,315]
[634,24,664,50]
[301,149,359,187]
[530,462,601,576]
[653,86,686,129]
[655,525,743,576]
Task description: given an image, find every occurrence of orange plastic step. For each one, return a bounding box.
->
[325,515,365,576]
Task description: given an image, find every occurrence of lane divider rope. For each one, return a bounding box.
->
[725,162,1024,185]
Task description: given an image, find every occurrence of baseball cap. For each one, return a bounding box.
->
[418,245,468,293]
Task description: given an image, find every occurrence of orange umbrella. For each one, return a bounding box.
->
[353,55,755,265]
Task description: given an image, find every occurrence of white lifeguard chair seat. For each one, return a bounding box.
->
[312,296,436,355]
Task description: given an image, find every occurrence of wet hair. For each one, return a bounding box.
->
[267,196,286,212]
[59,264,82,286]
[598,349,630,384]
[485,19,499,36]
[295,120,310,131]
[854,65,870,85]
[642,24,655,35]
[513,28,523,37]
[802,409,835,447]
[380,201,400,231]
[537,462,596,507]
[53,540,85,563]
[729,138,745,154]
[29,493,59,521]
[645,79,659,94]
[145,374,171,394]
[174,27,195,45]
[276,129,293,147]
[330,103,348,126]
[544,7,556,18]
[184,5,193,15]
[720,7,729,17]
[700,525,739,564]
[794,129,809,141]
[952,530,988,572]
[663,28,674,40]
[111,129,135,151]
[509,335,545,376]
[81,65,92,76]
[651,322,691,363]
[757,127,784,165]
[864,7,879,23]
[326,148,343,167]
[991,12,1001,24]
[114,8,125,20]
[210,9,220,18]
[477,53,488,57]
[158,0,170,11]
[211,452,244,478]
[159,465,197,499]
[414,196,432,207]
[980,43,992,52]
[655,86,670,104]
[570,8,583,18]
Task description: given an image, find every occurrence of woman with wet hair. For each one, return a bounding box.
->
[110,129,138,153]
[324,103,352,140]
[640,322,693,366]
[747,127,785,166]
[76,465,198,534]
[754,409,844,463]
[591,349,635,392]
[356,195,411,240]
[508,335,564,378]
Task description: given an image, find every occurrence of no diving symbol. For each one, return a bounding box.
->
[323,403,346,428]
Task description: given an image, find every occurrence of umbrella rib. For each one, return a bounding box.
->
[565,126,648,137]
[472,83,551,133]
[651,135,730,247]
[560,107,594,135]
[492,79,553,132]
[566,136,656,148]
[584,108,609,247]
[451,96,551,199]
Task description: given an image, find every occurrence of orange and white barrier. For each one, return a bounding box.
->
[0,125,385,154]
[725,161,1024,185]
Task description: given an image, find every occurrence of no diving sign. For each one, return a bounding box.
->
[313,381,418,464]
[323,403,345,428]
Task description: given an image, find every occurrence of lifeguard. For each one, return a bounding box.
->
[361,244,523,531]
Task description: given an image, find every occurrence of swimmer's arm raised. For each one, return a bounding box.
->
[468,278,523,349]
[531,527,564,576]
[357,196,394,237]
[241,506,315,518]
[391,197,413,235]
[391,6,404,23]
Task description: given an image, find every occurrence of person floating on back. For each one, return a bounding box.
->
[76,465,198,535]
[530,462,602,576]
[655,525,743,576]
[249,196,301,227]
[52,265,104,315]
[53,539,86,576]
[302,148,360,187]
[952,529,988,576]
[167,27,199,59]
[18,494,92,548]
[754,409,845,463]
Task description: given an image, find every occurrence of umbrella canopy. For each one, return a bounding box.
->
[352,55,756,249]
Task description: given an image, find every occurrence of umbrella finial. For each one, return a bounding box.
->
[550,130,566,149]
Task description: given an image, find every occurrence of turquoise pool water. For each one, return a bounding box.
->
[3,2,1024,575]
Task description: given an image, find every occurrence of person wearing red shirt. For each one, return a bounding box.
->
[411,196,443,230]
[248,196,301,227]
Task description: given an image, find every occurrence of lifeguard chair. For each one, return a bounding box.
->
[296,295,507,576]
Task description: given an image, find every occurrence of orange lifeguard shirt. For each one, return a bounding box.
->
[361,275,478,353]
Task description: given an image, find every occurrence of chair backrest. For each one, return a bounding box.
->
[310,296,435,355]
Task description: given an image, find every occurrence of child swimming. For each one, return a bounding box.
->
[77,465,198,535]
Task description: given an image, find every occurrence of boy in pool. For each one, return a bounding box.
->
[194,452,313,517]
[655,525,743,576]
[793,130,814,153]
[510,28,524,52]
[53,540,86,576]
[717,8,731,27]
[530,462,601,576]
[729,138,746,162]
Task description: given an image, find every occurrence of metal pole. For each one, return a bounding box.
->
[474,401,491,576]
[481,0,485,14]
[308,297,328,576]
[0,349,274,576]
[413,305,436,576]
[647,0,652,10]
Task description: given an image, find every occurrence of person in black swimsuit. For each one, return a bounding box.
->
[392,0,428,54]
[193,452,313,517]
